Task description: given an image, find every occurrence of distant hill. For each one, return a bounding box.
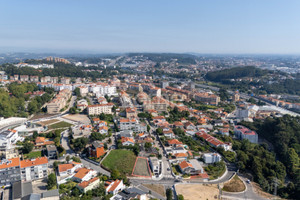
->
[205,66,269,82]
[127,53,197,64]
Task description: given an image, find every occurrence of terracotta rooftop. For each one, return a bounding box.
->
[20,157,48,168]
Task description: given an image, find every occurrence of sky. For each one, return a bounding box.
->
[0,0,300,54]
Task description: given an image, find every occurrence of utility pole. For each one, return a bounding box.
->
[273,178,279,200]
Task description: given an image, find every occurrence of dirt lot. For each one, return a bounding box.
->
[175,184,219,200]
[38,119,60,126]
[142,184,166,197]
[132,157,151,177]
[63,114,91,124]
[223,175,245,192]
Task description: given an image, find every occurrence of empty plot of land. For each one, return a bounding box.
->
[38,119,60,126]
[223,175,245,192]
[102,149,137,175]
[142,184,166,197]
[175,184,219,200]
[132,157,151,177]
[63,114,91,124]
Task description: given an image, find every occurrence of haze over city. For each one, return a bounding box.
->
[1,0,300,54]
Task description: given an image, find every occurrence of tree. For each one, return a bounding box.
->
[66,155,70,163]
[32,131,38,139]
[145,142,152,149]
[166,188,173,200]
[74,87,81,97]
[178,194,184,200]
[47,173,57,190]
[111,169,120,180]
[147,125,151,132]
[69,106,77,114]
[23,142,34,154]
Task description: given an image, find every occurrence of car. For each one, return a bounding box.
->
[246,179,250,184]
[167,168,170,171]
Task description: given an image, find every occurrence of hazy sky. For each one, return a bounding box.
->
[1,0,300,54]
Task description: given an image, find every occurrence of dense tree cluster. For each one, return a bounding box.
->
[239,115,300,199]
[205,66,269,82]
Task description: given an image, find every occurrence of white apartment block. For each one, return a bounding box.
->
[87,103,114,115]
[20,157,48,181]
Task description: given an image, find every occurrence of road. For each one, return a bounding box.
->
[222,175,268,200]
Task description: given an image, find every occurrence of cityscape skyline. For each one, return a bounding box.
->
[1,0,300,54]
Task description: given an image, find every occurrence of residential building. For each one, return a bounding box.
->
[111,187,148,200]
[77,177,100,193]
[178,159,204,175]
[194,92,220,105]
[0,129,20,149]
[46,145,58,159]
[78,86,89,97]
[87,103,114,115]
[47,89,72,114]
[0,157,21,186]
[121,137,135,146]
[234,125,258,143]
[20,75,29,82]
[77,99,88,111]
[20,157,48,181]
[88,141,106,158]
[126,107,137,119]
[35,137,54,147]
[105,179,125,195]
[72,168,97,183]
[203,153,222,164]
[119,118,147,133]
[58,162,83,177]
[149,157,159,174]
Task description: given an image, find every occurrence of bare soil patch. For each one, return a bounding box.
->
[38,119,60,126]
[63,114,91,124]
[175,184,219,200]
[142,184,166,197]
[132,157,151,177]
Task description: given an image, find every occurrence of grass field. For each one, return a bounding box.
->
[24,151,42,159]
[132,157,151,177]
[223,175,246,192]
[102,150,137,175]
[48,121,72,129]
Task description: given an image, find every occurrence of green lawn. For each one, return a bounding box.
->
[24,151,42,159]
[102,149,137,175]
[49,121,72,129]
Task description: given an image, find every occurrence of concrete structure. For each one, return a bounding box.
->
[149,157,159,174]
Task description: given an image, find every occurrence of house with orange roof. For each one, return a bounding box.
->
[173,121,184,129]
[20,157,48,181]
[58,162,83,176]
[167,139,183,147]
[105,179,125,195]
[77,177,100,193]
[98,126,109,134]
[174,153,188,160]
[178,159,204,175]
[121,137,135,146]
[35,137,54,147]
[72,167,97,183]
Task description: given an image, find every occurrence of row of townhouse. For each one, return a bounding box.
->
[47,89,72,114]
[0,157,48,187]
